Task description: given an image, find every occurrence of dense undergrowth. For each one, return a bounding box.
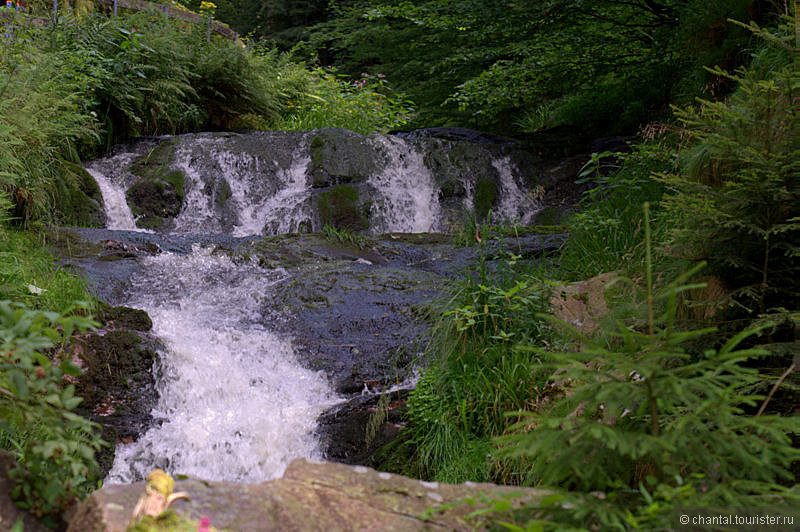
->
[380,17,798,529]
[0,6,414,525]
[0,1,796,529]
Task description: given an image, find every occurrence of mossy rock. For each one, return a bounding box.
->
[214,179,232,207]
[309,129,379,188]
[52,161,106,227]
[127,140,185,229]
[76,330,156,404]
[95,302,153,331]
[473,178,498,220]
[317,185,367,231]
[533,205,572,226]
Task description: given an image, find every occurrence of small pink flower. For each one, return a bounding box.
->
[198,517,212,532]
[377,73,385,78]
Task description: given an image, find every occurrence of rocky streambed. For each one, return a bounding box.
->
[49,226,566,474]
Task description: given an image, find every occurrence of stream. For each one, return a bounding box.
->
[74,130,554,484]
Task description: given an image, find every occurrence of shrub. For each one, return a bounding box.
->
[660,17,799,317]
[0,301,104,525]
[559,141,675,280]
[494,206,799,529]
[278,69,415,134]
[398,252,558,483]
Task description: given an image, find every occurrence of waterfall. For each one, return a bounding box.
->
[107,247,338,483]
[85,146,155,232]
[171,137,312,236]
[84,130,543,483]
[367,136,441,233]
[492,156,541,224]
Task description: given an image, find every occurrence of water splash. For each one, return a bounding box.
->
[367,136,441,233]
[172,139,312,236]
[229,151,311,237]
[106,246,339,483]
[492,156,541,224]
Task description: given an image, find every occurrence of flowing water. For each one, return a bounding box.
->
[89,131,539,483]
[92,141,338,483]
[366,136,441,233]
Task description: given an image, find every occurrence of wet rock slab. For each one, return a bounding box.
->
[68,459,547,531]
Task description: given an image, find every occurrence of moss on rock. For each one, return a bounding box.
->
[473,177,498,220]
[52,161,106,227]
[317,185,366,231]
[127,140,185,229]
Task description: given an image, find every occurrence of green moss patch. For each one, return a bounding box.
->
[127,140,185,229]
[318,185,367,231]
[52,161,106,227]
[473,178,498,220]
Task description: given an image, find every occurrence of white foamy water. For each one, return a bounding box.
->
[171,140,312,236]
[87,168,139,231]
[228,151,311,237]
[85,148,154,232]
[492,156,541,224]
[107,246,339,483]
[367,136,441,233]
[171,141,225,234]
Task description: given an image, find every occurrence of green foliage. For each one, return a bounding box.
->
[278,69,414,134]
[0,230,94,314]
[559,142,674,280]
[399,253,558,483]
[321,223,370,250]
[302,0,765,135]
[493,207,798,529]
[0,10,413,226]
[0,301,104,523]
[660,17,799,315]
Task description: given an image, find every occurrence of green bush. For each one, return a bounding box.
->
[278,69,415,134]
[559,142,674,280]
[398,253,558,483]
[0,301,104,525]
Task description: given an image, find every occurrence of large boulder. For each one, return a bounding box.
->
[68,459,546,531]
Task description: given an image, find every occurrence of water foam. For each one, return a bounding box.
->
[367,136,441,233]
[85,149,153,232]
[491,156,541,224]
[106,246,339,483]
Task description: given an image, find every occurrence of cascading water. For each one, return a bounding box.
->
[492,156,541,225]
[366,136,442,233]
[106,247,336,482]
[84,143,158,232]
[89,144,338,483]
[171,135,313,236]
[86,129,543,483]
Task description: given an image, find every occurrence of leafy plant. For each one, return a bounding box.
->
[397,252,558,483]
[0,301,104,525]
[278,68,415,134]
[322,223,370,250]
[559,140,675,280]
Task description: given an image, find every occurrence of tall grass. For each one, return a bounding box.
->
[558,141,675,280]
[394,252,559,483]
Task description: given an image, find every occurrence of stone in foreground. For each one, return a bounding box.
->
[68,459,545,531]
